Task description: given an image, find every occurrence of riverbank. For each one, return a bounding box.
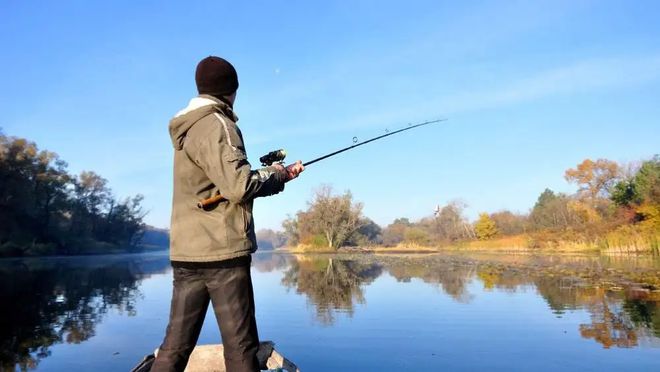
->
[281,232,660,255]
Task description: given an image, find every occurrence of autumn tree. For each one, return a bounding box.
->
[284,186,364,249]
[430,200,474,241]
[474,213,498,240]
[489,210,527,235]
[565,158,621,200]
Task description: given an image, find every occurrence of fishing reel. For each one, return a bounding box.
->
[259,149,287,166]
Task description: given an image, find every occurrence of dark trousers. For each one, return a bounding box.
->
[151,256,259,372]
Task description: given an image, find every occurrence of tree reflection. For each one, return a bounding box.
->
[281,256,381,324]
[624,299,660,338]
[278,254,660,348]
[579,290,638,348]
[473,264,660,348]
[386,260,475,303]
[0,255,169,371]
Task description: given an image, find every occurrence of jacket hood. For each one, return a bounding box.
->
[168,95,238,150]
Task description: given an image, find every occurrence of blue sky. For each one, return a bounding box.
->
[2,0,659,230]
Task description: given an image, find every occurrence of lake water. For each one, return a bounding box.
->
[1,251,659,371]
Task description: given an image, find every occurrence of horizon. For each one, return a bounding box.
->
[2,1,659,231]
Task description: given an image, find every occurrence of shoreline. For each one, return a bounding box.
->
[278,233,659,256]
[276,246,660,293]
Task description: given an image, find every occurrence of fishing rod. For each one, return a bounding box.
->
[303,118,445,166]
[197,118,446,209]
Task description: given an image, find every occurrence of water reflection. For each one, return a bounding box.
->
[0,253,169,371]
[482,268,659,349]
[1,251,658,371]
[274,253,660,349]
[281,256,382,324]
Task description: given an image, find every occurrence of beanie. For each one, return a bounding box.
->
[195,56,239,97]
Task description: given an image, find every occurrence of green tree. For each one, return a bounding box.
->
[611,179,638,207]
[530,189,576,230]
[634,155,660,205]
[474,213,498,240]
[0,132,146,256]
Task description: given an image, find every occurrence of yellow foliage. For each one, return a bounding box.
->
[474,213,498,240]
[567,200,602,223]
[636,203,660,233]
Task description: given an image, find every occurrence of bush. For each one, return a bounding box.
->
[404,228,431,246]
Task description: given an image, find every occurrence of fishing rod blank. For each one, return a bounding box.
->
[303,118,447,166]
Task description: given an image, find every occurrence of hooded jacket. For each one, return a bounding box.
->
[168,95,286,262]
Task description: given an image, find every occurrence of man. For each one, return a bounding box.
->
[151,56,304,372]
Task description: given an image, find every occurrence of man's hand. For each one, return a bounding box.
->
[284,161,304,182]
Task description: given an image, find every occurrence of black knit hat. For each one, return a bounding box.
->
[195,56,239,97]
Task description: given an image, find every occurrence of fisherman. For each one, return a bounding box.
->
[151,56,304,372]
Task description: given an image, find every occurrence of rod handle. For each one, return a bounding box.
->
[197,194,226,209]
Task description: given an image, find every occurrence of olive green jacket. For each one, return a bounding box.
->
[168,95,286,262]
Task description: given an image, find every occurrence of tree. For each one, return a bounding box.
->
[281,215,299,246]
[430,200,474,241]
[565,158,621,200]
[633,155,660,205]
[610,156,660,230]
[347,218,382,246]
[489,210,527,235]
[530,189,577,230]
[0,132,146,256]
[286,186,364,249]
[381,218,411,246]
[611,179,638,207]
[474,213,498,240]
[70,171,111,236]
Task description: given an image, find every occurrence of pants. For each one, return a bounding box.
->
[151,255,260,372]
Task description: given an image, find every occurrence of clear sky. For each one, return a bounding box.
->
[2,0,659,230]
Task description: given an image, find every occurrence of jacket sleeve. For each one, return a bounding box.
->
[190,115,287,203]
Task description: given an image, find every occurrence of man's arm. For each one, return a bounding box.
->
[190,117,289,203]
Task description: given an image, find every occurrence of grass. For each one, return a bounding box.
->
[280,231,659,255]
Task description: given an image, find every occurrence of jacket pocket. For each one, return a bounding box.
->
[241,204,250,234]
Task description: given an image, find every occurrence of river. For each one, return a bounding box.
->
[1,251,658,371]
